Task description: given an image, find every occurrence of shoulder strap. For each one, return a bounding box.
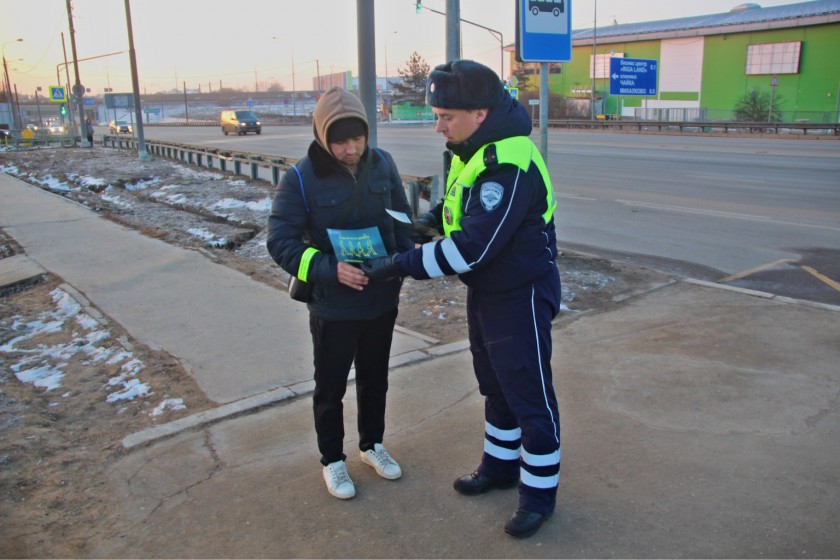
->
[291,165,310,214]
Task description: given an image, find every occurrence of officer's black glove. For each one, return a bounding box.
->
[411,211,439,244]
[361,255,400,282]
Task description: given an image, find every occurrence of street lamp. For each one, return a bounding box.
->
[2,38,23,129]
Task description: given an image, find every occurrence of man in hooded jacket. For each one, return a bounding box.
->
[267,86,414,500]
[363,60,562,538]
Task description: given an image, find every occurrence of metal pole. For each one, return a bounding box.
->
[2,56,13,128]
[66,0,88,146]
[35,88,43,126]
[446,0,460,62]
[540,62,548,162]
[356,0,377,148]
[60,32,76,139]
[591,0,597,120]
[123,0,151,160]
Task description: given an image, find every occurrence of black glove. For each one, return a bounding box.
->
[361,255,400,282]
[410,211,439,244]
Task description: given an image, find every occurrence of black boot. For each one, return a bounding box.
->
[453,470,518,496]
[504,509,552,538]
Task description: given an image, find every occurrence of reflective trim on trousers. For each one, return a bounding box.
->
[522,447,561,468]
[520,467,560,489]
[484,439,522,461]
[485,420,521,442]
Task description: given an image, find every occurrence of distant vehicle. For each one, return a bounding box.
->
[529,0,564,16]
[0,128,10,141]
[47,122,65,134]
[221,110,262,136]
[109,120,132,134]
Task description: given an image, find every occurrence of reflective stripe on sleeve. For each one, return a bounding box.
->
[297,247,320,282]
[421,243,445,278]
[440,238,471,273]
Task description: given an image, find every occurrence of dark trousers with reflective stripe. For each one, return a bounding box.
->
[310,307,398,466]
[467,267,562,515]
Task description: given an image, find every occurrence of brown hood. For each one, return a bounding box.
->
[312,87,369,154]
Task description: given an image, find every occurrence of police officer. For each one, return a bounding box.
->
[362,60,562,538]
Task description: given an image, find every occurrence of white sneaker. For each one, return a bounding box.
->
[323,460,355,499]
[360,443,402,480]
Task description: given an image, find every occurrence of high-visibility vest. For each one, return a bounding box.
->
[442,136,555,236]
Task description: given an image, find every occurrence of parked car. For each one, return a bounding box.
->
[221,110,261,135]
[109,120,132,134]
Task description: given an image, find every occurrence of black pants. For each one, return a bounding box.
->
[310,307,398,466]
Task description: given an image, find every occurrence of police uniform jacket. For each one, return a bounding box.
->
[266,141,414,321]
[395,94,558,293]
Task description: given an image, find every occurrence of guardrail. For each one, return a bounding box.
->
[545,119,840,137]
[101,134,440,217]
[1,132,75,149]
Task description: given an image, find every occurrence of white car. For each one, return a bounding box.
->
[47,123,65,134]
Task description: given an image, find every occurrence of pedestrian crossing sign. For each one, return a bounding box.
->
[49,86,67,102]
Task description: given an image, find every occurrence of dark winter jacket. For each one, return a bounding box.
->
[394,92,559,293]
[266,139,413,321]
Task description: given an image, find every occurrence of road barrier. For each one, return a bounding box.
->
[545,119,839,137]
[101,135,440,217]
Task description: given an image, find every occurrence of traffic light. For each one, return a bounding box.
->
[59,103,66,115]
[416,1,421,13]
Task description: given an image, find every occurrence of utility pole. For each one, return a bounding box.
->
[124,0,151,160]
[65,0,88,146]
[591,0,598,120]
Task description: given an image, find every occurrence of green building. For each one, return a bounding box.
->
[520,0,840,122]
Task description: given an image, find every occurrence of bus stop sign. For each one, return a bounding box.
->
[516,0,572,63]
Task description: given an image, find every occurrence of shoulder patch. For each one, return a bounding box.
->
[479,182,504,212]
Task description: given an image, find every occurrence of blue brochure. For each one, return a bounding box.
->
[327,226,387,263]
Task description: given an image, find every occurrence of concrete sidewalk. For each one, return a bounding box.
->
[0,173,435,405]
[2,172,839,557]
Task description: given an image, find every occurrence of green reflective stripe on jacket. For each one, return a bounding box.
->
[297,247,320,282]
[442,136,555,237]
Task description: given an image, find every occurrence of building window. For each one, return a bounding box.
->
[745,42,801,75]
[590,53,624,79]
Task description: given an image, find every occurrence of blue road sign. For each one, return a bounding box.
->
[516,0,572,63]
[83,97,96,107]
[609,57,658,96]
[49,86,67,102]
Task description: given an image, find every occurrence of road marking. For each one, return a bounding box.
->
[556,191,598,201]
[719,258,798,283]
[801,266,840,293]
[616,199,840,233]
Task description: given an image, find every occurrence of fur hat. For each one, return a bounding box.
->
[426,59,504,110]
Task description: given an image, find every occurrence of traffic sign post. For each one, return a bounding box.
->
[515,0,571,162]
[609,57,658,96]
[516,0,572,62]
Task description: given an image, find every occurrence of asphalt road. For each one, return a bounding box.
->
[112,124,840,305]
